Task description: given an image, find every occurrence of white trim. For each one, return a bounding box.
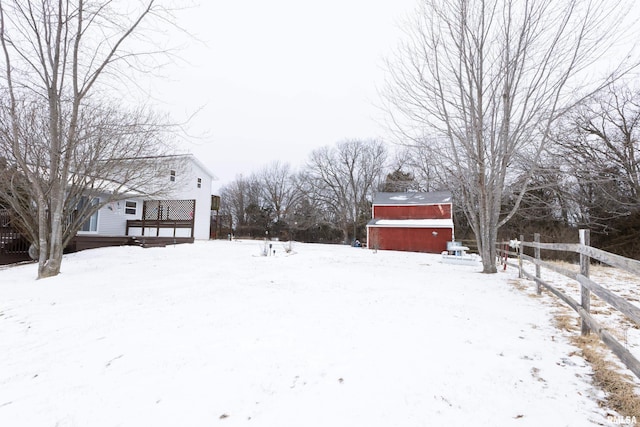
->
[124,200,137,215]
[374,202,453,207]
[367,218,454,228]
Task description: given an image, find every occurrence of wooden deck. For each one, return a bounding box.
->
[126,199,196,238]
[1,235,195,266]
[0,200,197,266]
[125,219,194,237]
[71,235,194,251]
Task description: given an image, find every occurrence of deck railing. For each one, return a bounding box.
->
[126,199,195,238]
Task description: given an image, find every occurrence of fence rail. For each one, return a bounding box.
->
[497,230,640,379]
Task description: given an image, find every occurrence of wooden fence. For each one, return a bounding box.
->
[0,209,31,265]
[497,230,640,379]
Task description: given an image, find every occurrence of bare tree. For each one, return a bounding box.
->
[305,139,387,243]
[0,0,178,278]
[0,100,176,261]
[285,171,339,242]
[219,176,248,233]
[396,143,445,192]
[552,83,640,229]
[256,161,302,233]
[219,174,262,236]
[383,0,638,272]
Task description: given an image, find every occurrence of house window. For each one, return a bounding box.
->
[170,170,176,182]
[125,201,137,215]
[78,197,99,232]
[197,178,202,188]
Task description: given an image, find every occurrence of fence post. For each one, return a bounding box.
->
[503,242,508,270]
[580,229,591,335]
[534,233,541,294]
[518,234,524,279]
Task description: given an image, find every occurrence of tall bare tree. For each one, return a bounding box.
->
[563,84,640,212]
[396,143,445,192]
[256,161,301,229]
[546,83,640,235]
[384,0,638,272]
[0,0,177,278]
[305,139,387,243]
[219,174,261,235]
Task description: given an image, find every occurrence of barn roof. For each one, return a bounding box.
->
[372,191,452,206]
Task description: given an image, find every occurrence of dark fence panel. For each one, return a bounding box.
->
[0,210,31,265]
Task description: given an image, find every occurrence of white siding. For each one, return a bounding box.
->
[96,199,143,235]
[163,157,213,240]
[92,154,214,239]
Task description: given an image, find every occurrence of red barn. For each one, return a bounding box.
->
[366,191,453,253]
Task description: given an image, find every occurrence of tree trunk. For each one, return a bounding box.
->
[36,201,48,277]
[37,197,65,278]
[39,254,62,278]
[479,226,498,274]
[40,222,64,278]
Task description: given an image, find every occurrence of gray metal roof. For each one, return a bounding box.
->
[372,191,452,206]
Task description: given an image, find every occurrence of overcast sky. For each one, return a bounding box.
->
[144,0,418,193]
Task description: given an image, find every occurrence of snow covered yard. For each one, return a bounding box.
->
[0,240,617,426]
[518,259,640,400]
[519,259,640,357]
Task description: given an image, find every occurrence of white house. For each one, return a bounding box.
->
[77,154,216,242]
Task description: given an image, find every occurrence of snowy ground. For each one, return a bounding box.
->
[519,259,640,391]
[0,240,623,426]
[520,259,640,354]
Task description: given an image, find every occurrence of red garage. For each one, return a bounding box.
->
[366,191,454,253]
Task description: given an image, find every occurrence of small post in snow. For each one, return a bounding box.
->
[534,233,541,295]
[518,234,524,279]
